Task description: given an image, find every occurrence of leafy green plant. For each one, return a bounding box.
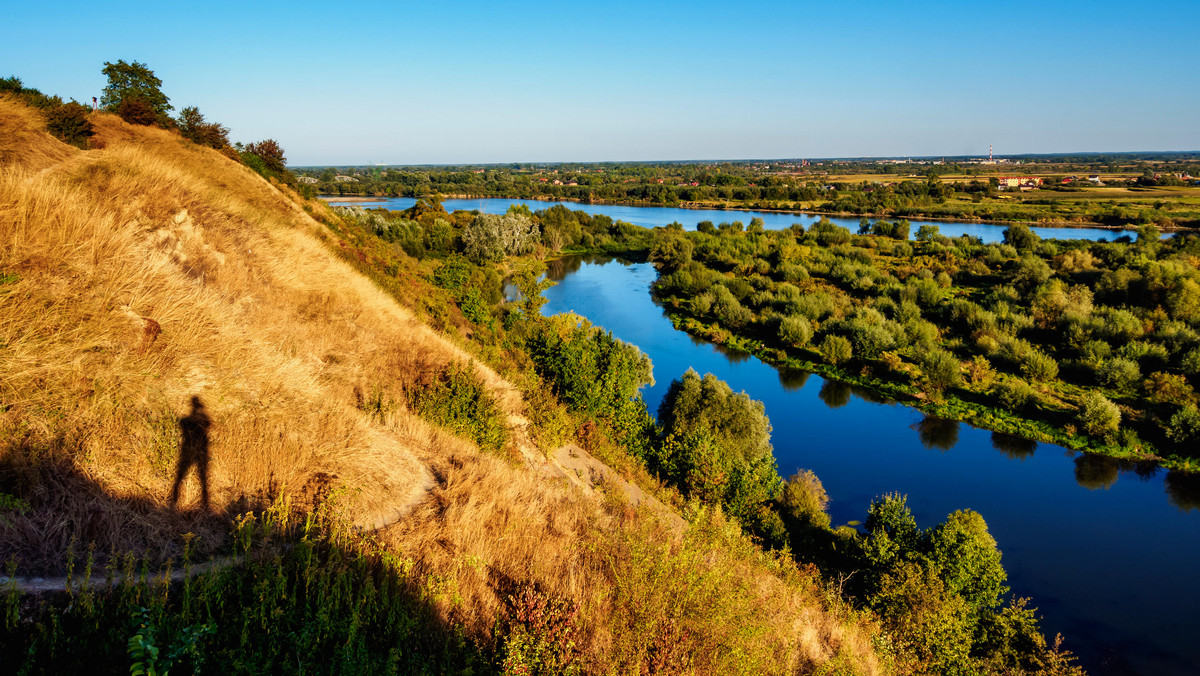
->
[45,102,94,148]
[406,363,508,454]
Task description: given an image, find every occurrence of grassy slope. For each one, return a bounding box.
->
[0,96,885,674]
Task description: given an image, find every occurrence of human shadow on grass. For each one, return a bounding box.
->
[170,396,211,512]
[0,420,273,576]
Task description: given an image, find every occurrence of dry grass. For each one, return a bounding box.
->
[0,94,79,170]
[0,101,475,568]
[0,97,888,673]
[382,442,884,675]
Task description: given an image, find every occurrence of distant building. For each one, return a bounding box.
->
[996,176,1043,189]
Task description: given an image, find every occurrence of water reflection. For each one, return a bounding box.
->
[818,380,852,408]
[915,417,960,451]
[850,385,894,406]
[545,254,584,281]
[1130,460,1160,481]
[1166,471,1200,512]
[712,342,752,363]
[777,368,811,392]
[1074,454,1119,490]
[991,432,1037,460]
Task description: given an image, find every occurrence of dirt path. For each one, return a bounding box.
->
[547,443,687,534]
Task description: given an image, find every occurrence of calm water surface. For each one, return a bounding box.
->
[320,196,1148,243]
[541,256,1200,676]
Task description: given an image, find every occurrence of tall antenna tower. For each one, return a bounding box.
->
[989,144,993,162]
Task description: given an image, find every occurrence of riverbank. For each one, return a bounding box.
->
[657,304,1199,474]
[319,193,1199,233]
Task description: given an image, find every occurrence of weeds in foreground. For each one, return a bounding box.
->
[2,503,491,674]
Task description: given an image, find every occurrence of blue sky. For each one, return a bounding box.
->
[4,1,1197,165]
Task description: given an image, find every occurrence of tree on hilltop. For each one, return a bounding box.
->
[101,60,171,118]
[177,106,231,149]
[245,139,287,173]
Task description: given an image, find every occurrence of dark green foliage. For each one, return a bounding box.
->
[1165,405,1200,443]
[850,494,1066,676]
[926,510,1009,619]
[176,106,230,149]
[433,255,472,290]
[430,255,500,328]
[101,60,171,119]
[1002,224,1040,251]
[244,139,287,173]
[648,229,693,273]
[0,76,65,110]
[641,209,1200,464]
[655,371,785,545]
[658,369,771,464]
[117,97,158,126]
[525,315,655,451]
[45,102,93,149]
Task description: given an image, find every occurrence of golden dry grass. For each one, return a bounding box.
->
[0,97,887,673]
[0,102,475,566]
[0,94,79,170]
[382,442,884,675]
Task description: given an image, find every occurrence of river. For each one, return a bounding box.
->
[540,255,1200,676]
[319,196,1150,243]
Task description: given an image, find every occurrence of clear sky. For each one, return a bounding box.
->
[4,1,1198,165]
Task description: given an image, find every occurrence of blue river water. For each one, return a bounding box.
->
[540,256,1200,676]
[320,196,1149,243]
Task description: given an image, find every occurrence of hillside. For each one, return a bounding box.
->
[0,95,885,673]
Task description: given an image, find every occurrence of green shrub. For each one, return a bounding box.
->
[45,102,93,148]
[117,97,158,126]
[1077,392,1120,439]
[993,378,1034,411]
[407,364,508,454]
[778,315,813,348]
[1183,348,1200,375]
[1098,357,1140,392]
[1164,405,1200,444]
[658,369,772,464]
[1019,349,1058,383]
[1144,372,1193,404]
[820,334,853,365]
[919,348,961,393]
[779,470,830,529]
